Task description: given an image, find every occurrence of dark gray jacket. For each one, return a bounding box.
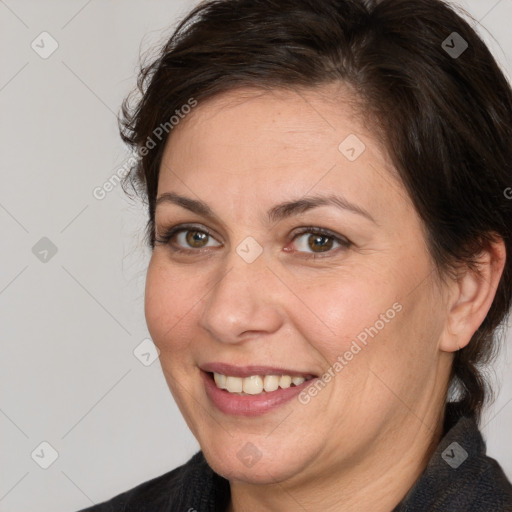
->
[78,403,512,511]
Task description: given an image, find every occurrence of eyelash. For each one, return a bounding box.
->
[154,224,352,259]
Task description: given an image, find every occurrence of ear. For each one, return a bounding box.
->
[440,238,506,353]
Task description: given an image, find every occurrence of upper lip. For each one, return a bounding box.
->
[200,362,317,378]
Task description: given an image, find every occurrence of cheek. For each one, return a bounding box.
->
[144,255,200,355]
[291,258,438,393]
[290,271,399,362]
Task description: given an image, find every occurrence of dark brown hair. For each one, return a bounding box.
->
[119,0,512,423]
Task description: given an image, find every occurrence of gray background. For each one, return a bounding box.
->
[0,1,511,511]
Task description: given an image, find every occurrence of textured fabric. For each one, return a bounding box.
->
[77,403,512,512]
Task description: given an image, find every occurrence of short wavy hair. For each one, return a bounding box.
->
[119,0,512,423]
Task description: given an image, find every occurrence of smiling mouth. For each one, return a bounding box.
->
[207,371,316,396]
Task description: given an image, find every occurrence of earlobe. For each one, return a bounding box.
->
[439,238,506,353]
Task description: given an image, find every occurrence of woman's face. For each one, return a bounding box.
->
[145,86,452,486]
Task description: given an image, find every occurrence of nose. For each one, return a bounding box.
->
[198,248,284,345]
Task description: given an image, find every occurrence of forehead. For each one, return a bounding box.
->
[157,85,410,223]
[165,85,365,158]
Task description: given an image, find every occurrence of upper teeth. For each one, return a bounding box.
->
[213,372,309,395]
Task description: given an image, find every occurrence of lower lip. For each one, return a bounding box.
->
[201,370,316,417]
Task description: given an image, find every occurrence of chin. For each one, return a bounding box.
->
[201,443,309,485]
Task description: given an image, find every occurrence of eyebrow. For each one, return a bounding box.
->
[155,192,376,224]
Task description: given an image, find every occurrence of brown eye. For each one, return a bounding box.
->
[307,234,334,253]
[154,224,222,252]
[185,230,209,248]
[173,229,221,250]
[291,228,351,256]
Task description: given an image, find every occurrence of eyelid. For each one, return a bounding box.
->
[289,227,352,257]
[154,223,220,248]
[291,226,350,244]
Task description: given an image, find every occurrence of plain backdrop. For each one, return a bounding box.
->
[0,1,511,511]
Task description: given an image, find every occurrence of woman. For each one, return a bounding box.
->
[79,0,512,510]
